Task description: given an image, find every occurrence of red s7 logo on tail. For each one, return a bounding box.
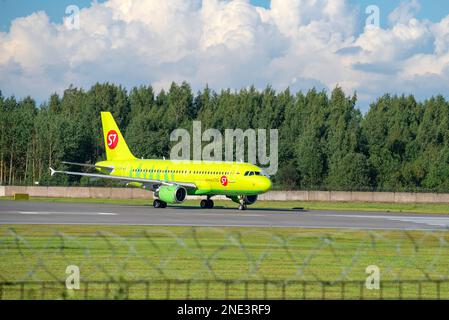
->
[107,130,118,149]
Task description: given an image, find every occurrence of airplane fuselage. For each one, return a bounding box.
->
[96,159,272,196]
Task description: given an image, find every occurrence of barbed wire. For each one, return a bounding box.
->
[1,227,449,299]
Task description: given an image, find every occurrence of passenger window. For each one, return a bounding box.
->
[249,172,254,176]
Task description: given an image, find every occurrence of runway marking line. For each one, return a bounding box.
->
[17,211,117,216]
[334,214,449,227]
[3,221,438,231]
[19,211,49,215]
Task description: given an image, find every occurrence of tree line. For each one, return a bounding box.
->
[0,82,448,192]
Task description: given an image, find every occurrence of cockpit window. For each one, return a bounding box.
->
[244,171,262,176]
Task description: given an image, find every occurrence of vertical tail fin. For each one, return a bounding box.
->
[100,112,136,161]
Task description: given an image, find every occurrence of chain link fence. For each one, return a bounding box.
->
[1,279,448,300]
[1,226,449,299]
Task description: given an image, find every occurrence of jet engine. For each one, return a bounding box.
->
[155,185,187,204]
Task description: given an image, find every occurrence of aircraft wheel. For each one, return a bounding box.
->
[206,200,214,209]
[200,200,208,209]
[153,199,166,208]
[238,204,247,211]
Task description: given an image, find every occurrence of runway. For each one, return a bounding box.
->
[1,200,449,230]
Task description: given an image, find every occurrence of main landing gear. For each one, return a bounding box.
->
[153,199,167,208]
[200,196,214,209]
[200,199,214,209]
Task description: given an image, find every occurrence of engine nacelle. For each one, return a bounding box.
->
[228,195,258,205]
[244,195,258,205]
[155,185,187,204]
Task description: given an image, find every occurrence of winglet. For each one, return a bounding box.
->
[49,167,56,176]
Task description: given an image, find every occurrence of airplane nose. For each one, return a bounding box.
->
[261,177,272,192]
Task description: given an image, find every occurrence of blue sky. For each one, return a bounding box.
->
[1,0,449,31]
[1,0,449,109]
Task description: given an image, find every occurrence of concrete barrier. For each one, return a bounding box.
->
[330,191,352,202]
[308,191,331,201]
[436,194,449,203]
[1,186,449,203]
[372,192,395,203]
[265,191,287,201]
[25,186,48,197]
[89,187,111,199]
[351,192,374,202]
[131,188,153,199]
[47,187,72,198]
[394,192,417,203]
[415,193,437,203]
[287,191,308,201]
[4,186,27,196]
[109,188,133,200]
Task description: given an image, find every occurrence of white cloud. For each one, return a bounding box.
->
[0,0,448,109]
[388,0,420,26]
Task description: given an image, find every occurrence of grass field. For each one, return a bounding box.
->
[1,224,449,299]
[2,196,449,214]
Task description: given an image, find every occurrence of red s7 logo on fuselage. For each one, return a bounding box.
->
[107,130,118,149]
[220,176,228,186]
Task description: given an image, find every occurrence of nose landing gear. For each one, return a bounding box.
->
[238,204,247,211]
[238,195,248,210]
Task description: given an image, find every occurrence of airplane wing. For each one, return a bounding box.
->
[50,167,197,189]
[61,161,114,173]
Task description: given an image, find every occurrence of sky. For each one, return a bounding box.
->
[1,0,449,110]
[1,0,449,30]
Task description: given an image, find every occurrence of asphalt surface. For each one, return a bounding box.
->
[1,200,449,230]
